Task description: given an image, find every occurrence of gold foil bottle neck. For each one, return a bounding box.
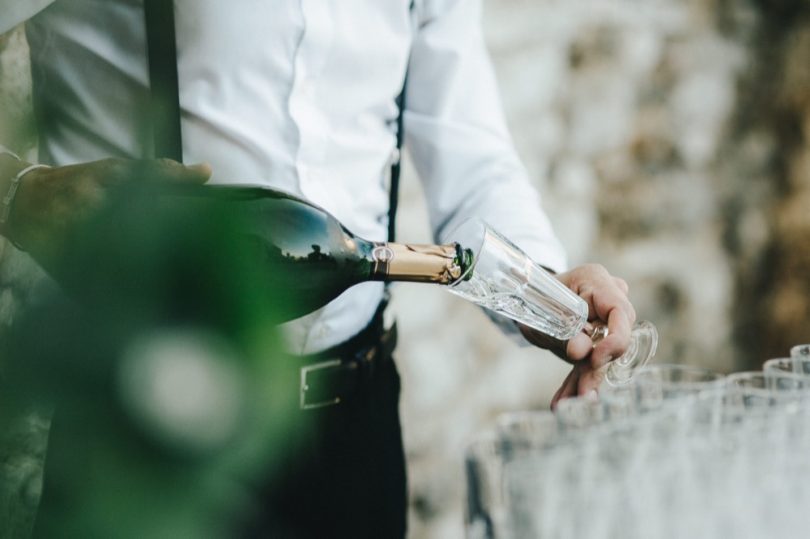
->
[372,243,463,284]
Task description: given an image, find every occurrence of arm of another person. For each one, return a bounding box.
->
[404,0,636,403]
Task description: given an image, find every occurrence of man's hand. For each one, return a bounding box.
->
[6,158,211,264]
[517,264,637,408]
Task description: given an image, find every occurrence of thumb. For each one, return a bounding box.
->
[184,162,212,183]
[137,159,212,184]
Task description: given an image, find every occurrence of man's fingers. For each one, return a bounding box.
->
[577,365,603,398]
[131,159,212,184]
[551,366,580,410]
[184,163,213,183]
[518,323,568,355]
[156,160,212,183]
[563,265,635,324]
[583,276,635,369]
[591,285,636,327]
[591,308,632,369]
[565,332,592,362]
[551,384,564,410]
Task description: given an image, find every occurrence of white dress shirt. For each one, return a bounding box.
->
[1,0,567,354]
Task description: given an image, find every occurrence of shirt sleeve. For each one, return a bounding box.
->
[405,0,567,274]
[0,0,54,34]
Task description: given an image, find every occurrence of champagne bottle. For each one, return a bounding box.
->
[148,186,473,321]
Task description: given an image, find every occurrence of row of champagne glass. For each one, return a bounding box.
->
[466,343,810,539]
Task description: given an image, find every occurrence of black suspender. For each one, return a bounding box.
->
[144,0,183,162]
[388,76,407,243]
[388,1,414,243]
[143,4,408,241]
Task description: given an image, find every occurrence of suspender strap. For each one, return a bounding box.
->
[388,78,406,243]
[144,0,183,162]
[388,1,415,243]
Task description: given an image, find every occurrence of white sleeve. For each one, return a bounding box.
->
[0,0,54,34]
[405,0,567,274]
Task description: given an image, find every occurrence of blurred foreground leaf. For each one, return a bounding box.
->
[1,181,308,537]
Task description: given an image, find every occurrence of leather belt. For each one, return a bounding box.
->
[296,303,397,411]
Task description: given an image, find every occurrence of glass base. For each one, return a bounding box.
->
[603,320,659,386]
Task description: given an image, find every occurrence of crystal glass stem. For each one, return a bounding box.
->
[585,320,659,386]
[444,218,658,384]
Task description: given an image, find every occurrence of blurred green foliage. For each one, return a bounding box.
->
[1,181,307,537]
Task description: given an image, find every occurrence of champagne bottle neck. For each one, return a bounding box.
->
[369,242,467,284]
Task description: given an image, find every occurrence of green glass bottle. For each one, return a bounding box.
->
[151,184,475,322]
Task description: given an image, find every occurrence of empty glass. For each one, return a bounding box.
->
[495,410,561,450]
[727,370,810,392]
[763,356,810,377]
[725,371,810,410]
[788,345,810,384]
[555,394,606,432]
[634,364,724,413]
[598,382,639,421]
[465,412,562,539]
[763,357,795,374]
[445,220,587,340]
[467,353,810,539]
[791,344,810,360]
[465,431,509,539]
[445,219,659,385]
[494,412,590,539]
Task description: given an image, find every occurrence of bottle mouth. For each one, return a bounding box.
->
[450,244,477,286]
[443,219,487,287]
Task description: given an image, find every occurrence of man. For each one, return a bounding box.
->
[0,1,636,537]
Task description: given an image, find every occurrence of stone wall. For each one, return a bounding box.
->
[398,0,808,536]
[721,1,810,367]
[2,1,809,537]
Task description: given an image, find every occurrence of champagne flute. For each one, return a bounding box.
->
[444,219,658,386]
[791,344,810,362]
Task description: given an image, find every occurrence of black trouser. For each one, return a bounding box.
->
[242,325,408,539]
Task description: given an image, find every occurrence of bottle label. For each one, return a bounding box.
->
[372,242,464,284]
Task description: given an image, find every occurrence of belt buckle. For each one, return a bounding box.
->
[300,359,342,411]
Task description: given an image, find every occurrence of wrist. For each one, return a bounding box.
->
[0,156,50,247]
[0,154,24,235]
